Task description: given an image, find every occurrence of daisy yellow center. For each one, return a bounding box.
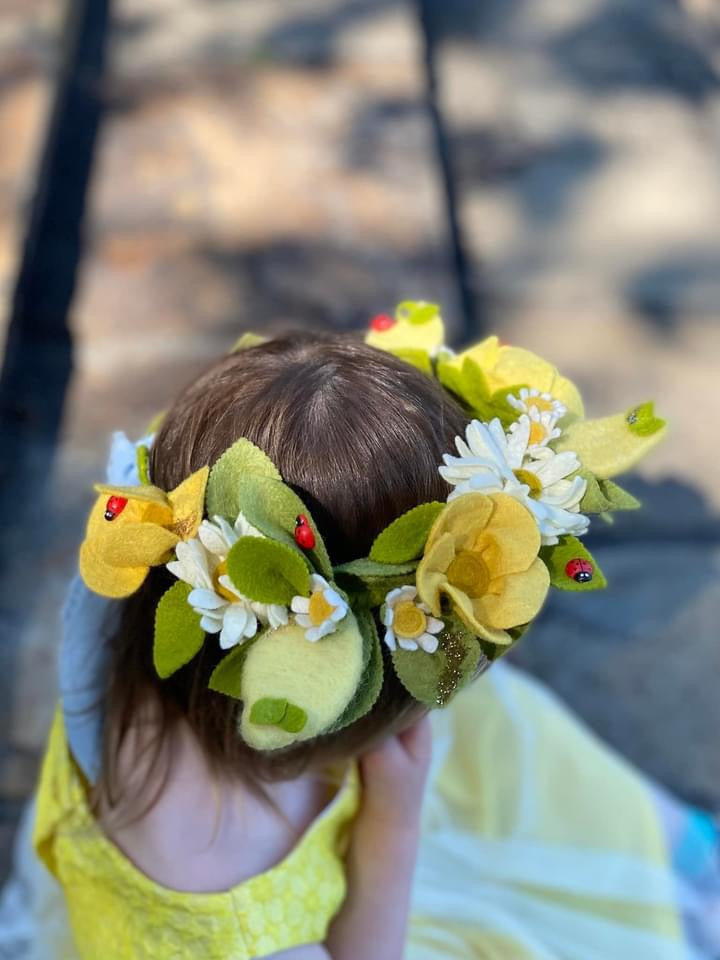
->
[212,560,237,602]
[528,396,555,414]
[513,468,543,498]
[447,551,490,598]
[528,421,548,446]
[308,590,335,626]
[393,601,428,639]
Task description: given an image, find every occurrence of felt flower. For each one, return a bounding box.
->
[291,575,349,642]
[440,419,588,545]
[79,467,209,599]
[417,492,549,646]
[507,387,567,421]
[509,409,561,451]
[381,586,444,653]
[441,336,584,418]
[167,515,288,649]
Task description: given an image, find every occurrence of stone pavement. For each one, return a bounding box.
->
[1,0,719,883]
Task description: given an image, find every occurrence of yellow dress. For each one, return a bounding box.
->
[33,662,688,960]
[33,711,358,960]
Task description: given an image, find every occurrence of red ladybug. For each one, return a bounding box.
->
[294,514,316,550]
[565,558,593,584]
[370,313,396,332]
[104,495,128,521]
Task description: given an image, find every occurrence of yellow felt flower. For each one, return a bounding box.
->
[79,467,209,598]
[365,301,445,372]
[442,335,584,419]
[417,492,549,646]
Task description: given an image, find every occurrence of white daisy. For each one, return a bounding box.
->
[439,419,589,545]
[291,575,349,642]
[166,513,288,650]
[507,387,567,420]
[381,585,443,653]
[509,409,561,451]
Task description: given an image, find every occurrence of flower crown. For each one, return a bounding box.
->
[78,302,666,751]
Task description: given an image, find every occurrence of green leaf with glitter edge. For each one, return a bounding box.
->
[153,582,205,679]
[329,608,384,733]
[396,300,441,326]
[249,697,307,733]
[226,536,310,606]
[209,641,256,698]
[230,331,266,353]
[540,536,607,592]
[580,472,641,514]
[136,444,151,485]
[206,438,281,523]
[626,401,666,437]
[369,502,445,565]
[236,474,333,579]
[392,619,483,708]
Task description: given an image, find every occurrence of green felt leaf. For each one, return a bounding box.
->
[392,618,482,708]
[391,347,433,374]
[334,558,418,578]
[369,502,444,564]
[436,355,468,403]
[136,445,151,485]
[540,536,607,592]
[396,300,441,326]
[249,697,308,732]
[230,331,266,353]
[226,536,309,605]
[580,472,641,514]
[330,608,384,732]
[209,641,254,698]
[235,474,333,579]
[489,384,531,427]
[626,401,666,437]
[206,438,281,523]
[153,582,205,679]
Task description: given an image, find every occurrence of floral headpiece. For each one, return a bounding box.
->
[78,302,666,750]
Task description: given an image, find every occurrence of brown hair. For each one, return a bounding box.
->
[99,332,467,813]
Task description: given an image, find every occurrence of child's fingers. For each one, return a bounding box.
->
[395,714,433,765]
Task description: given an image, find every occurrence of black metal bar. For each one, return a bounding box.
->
[0,0,111,543]
[413,0,482,343]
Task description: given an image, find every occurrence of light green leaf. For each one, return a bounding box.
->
[540,536,607,592]
[230,332,266,353]
[580,472,641,514]
[334,558,418,578]
[136,445,151,485]
[369,502,444,564]
[226,536,310,605]
[208,642,254,698]
[249,697,308,733]
[396,300,441,326]
[206,438,281,522]
[626,401,666,437]
[236,474,333,579]
[153,582,205,679]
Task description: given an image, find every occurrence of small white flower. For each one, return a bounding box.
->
[509,409,561,451]
[291,575,349,642]
[439,418,589,545]
[507,387,567,420]
[381,585,443,654]
[167,512,288,650]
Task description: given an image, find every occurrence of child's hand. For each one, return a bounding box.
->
[358,714,433,830]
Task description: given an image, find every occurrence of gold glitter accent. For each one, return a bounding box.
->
[171,513,197,539]
[435,628,467,706]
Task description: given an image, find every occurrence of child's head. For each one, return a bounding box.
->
[102,332,468,801]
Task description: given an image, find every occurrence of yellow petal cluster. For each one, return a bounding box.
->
[444,336,584,419]
[417,492,549,646]
[79,467,209,598]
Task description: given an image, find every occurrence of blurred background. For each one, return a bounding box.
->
[1,0,719,882]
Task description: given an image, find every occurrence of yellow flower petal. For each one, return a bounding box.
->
[476,557,550,629]
[167,466,209,540]
[79,541,149,598]
[425,493,495,554]
[417,533,457,616]
[477,495,541,577]
[440,583,512,645]
[100,522,179,568]
[94,482,169,506]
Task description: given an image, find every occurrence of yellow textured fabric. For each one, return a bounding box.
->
[33,711,358,960]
